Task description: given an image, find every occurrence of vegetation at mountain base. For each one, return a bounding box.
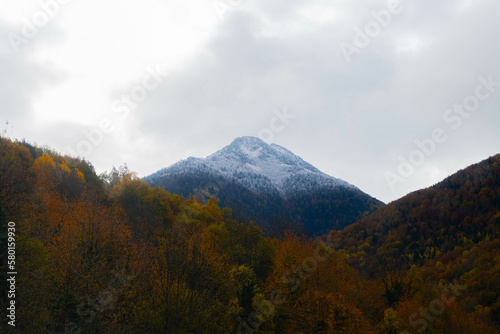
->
[146,170,384,237]
[0,136,498,333]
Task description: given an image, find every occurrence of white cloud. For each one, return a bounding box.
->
[0,0,499,203]
[299,6,339,24]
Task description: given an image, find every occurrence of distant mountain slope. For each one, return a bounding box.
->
[144,137,383,235]
[331,154,500,274]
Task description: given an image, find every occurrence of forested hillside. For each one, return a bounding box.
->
[0,137,497,333]
[330,154,500,331]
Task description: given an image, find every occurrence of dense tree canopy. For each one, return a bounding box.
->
[0,137,497,333]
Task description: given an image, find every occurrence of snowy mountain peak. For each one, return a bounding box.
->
[144,137,383,235]
[149,137,357,197]
[208,136,319,173]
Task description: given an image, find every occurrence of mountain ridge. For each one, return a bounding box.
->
[144,136,383,235]
[331,153,500,274]
[147,136,359,197]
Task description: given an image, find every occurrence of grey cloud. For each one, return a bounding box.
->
[0,20,67,142]
[2,0,499,203]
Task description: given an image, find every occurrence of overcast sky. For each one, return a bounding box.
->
[1,0,499,203]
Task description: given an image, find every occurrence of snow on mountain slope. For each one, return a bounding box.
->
[148,136,357,197]
[145,137,384,235]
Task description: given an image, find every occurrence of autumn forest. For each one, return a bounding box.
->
[0,136,499,334]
